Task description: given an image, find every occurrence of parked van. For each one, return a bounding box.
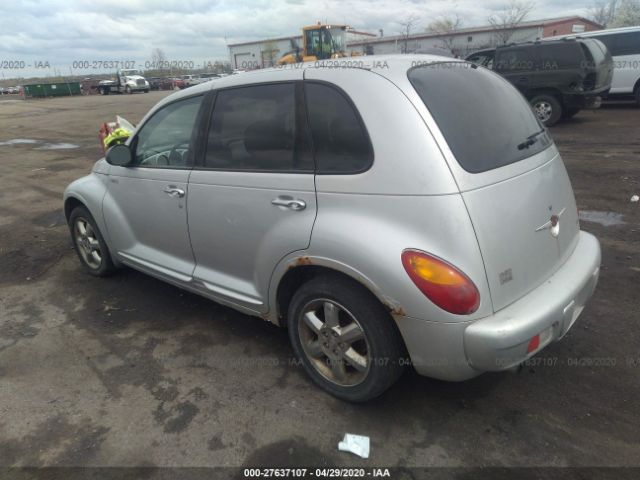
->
[467,38,613,126]
[547,26,640,105]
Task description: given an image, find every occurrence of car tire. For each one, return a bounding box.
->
[530,94,562,127]
[144,89,149,93]
[125,86,131,94]
[287,275,406,402]
[635,87,640,108]
[562,107,581,120]
[68,206,116,277]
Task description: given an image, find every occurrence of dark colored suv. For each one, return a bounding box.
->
[467,38,613,126]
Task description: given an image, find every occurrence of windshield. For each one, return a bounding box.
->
[408,62,551,174]
[328,27,346,52]
[121,69,142,76]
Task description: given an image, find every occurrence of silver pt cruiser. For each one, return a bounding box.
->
[64,55,601,402]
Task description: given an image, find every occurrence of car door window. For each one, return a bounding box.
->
[205,83,313,172]
[468,52,494,68]
[133,95,203,168]
[304,82,373,174]
[496,49,534,72]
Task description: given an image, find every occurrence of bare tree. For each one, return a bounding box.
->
[398,14,421,53]
[488,0,536,45]
[610,0,640,27]
[150,48,167,73]
[427,14,463,56]
[589,0,617,26]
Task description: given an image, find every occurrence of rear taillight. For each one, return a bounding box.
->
[401,250,480,315]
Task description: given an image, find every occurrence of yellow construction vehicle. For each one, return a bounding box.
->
[277,24,360,65]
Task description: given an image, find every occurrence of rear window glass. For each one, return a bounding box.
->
[582,39,608,67]
[408,62,551,174]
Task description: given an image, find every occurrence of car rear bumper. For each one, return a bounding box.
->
[395,231,600,381]
[564,91,609,109]
[464,230,600,371]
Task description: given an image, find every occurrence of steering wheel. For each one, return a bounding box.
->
[169,141,190,165]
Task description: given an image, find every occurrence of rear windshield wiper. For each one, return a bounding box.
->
[517,129,546,150]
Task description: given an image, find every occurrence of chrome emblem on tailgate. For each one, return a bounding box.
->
[535,207,566,238]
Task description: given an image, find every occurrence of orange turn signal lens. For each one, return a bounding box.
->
[401,250,480,315]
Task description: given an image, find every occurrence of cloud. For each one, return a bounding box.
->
[0,0,592,78]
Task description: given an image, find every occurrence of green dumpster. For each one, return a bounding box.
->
[23,82,81,98]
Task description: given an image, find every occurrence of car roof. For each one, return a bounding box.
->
[545,25,640,41]
[156,54,462,108]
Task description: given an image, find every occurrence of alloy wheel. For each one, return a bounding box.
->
[298,299,371,387]
[74,217,102,270]
[534,101,553,123]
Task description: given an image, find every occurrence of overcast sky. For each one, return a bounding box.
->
[1,0,592,79]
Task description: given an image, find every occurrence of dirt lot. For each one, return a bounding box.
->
[0,93,638,475]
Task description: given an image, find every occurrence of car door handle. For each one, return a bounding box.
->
[163,186,185,198]
[271,196,306,211]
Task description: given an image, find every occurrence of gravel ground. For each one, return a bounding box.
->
[0,92,638,477]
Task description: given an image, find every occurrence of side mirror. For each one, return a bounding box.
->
[106,144,132,166]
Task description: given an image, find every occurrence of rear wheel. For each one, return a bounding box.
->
[287,275,405,402]
[530,94,562,126]
[69,206,116,277]
[635,87,640,107]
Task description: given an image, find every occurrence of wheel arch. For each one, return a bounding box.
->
[270,257,405,328]
[527,88,564,103]
[64,195,89,222]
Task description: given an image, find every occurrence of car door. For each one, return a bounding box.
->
[495,47,536,96]
[187,81,316,313]
[103,94,204,282]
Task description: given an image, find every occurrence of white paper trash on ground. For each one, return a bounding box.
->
[338,433,370,459]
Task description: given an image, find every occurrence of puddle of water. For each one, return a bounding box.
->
[579,210,625,227]
[0,138,39,146]
[0,138,79,149]
[35,143,79,150]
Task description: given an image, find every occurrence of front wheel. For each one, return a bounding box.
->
[530,94,562,126]
[69,206,116,277]
[287,275,406,402]
[125,86,131,94]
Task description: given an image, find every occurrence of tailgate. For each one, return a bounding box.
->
[462,153,579,312]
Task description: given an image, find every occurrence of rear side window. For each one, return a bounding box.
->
[614,31,640,56]
[408,63,551,174]
[537,44,582,69]
[205,83,313,172]
[595,32,640,56]
[305,82,373,174]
